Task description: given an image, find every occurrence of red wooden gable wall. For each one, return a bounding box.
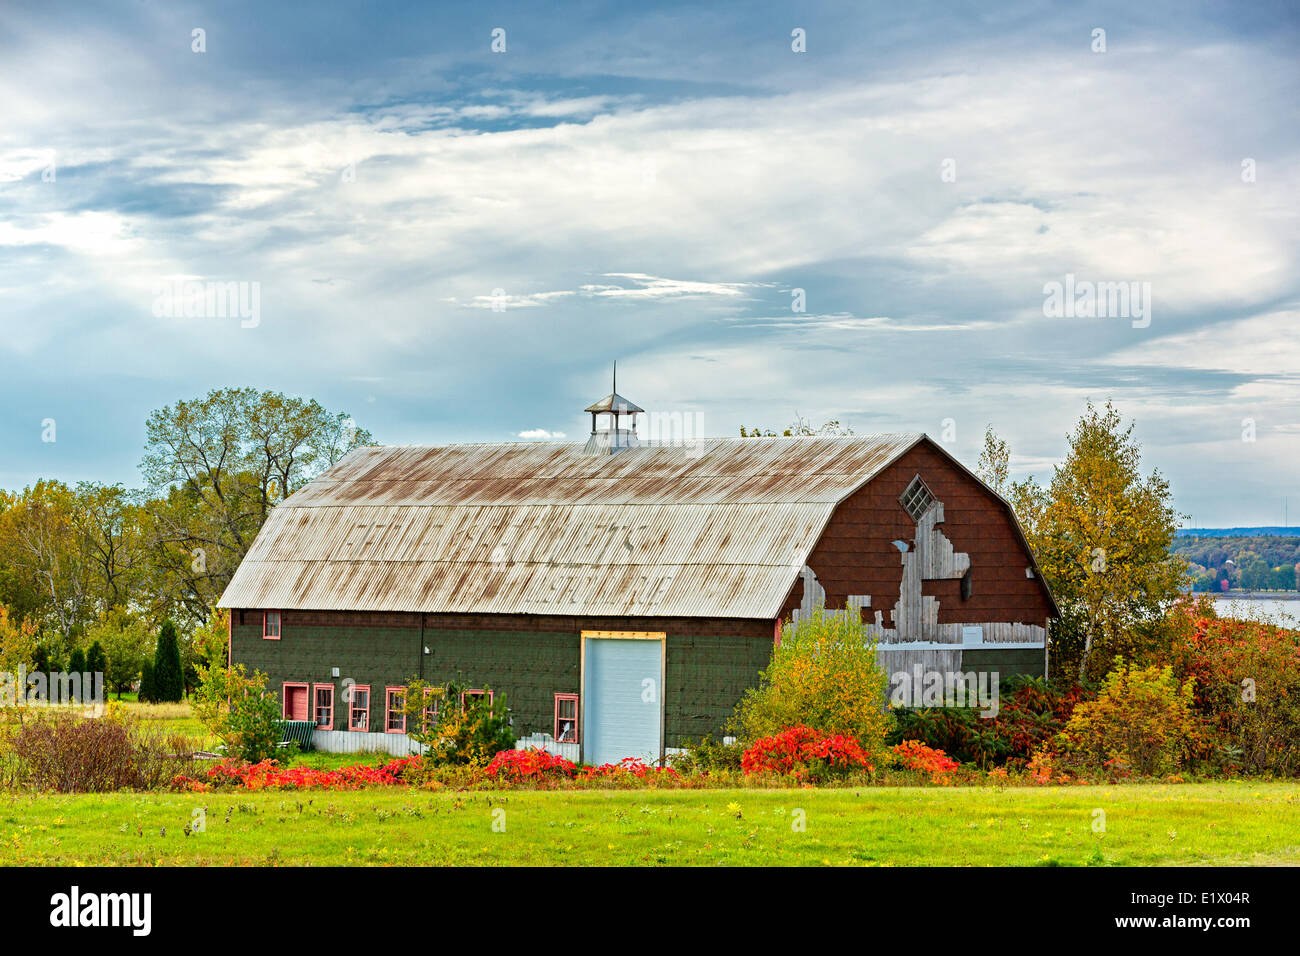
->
[781,439,1054,628]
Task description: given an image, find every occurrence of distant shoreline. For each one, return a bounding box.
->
[1176,527,1300,538]
[1208,591,1300,602]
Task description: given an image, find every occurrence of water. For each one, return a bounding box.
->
[1212,597,1300,623]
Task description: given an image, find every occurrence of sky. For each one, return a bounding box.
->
[1,0,1297,527]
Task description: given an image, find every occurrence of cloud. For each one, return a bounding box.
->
[0,2,1296,526]
[517,428,566,439]
[1103,310,1300,380]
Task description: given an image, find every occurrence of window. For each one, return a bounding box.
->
[460,688,493,709]
[313,684,334,730]
[554,694,579,743]
[385,687,406,733]
[418,686,443,734]
[349,685,370,731]
[262,610,281,640]
[282,682,309,721]
[899,475,936,522]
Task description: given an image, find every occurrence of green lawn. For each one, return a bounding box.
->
[2,782,1297,866]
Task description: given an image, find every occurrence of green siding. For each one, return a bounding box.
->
[232,622,772,747]
[234,623,420,731]
[960,646,1047,680]
[421,627,579,737]
[665,633,771,746]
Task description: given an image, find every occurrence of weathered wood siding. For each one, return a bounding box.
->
[782,439,1051,679]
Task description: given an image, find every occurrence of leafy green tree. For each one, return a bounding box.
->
[89,612,151,699]
[68,647,86,675]
[191,611,284,761]
[77,482,148,612]
[139,388,373,620]
[86,640,107,682]
[138,660,156,703]
[152,619,184,702]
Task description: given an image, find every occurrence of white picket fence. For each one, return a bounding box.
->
[512,732,580,762]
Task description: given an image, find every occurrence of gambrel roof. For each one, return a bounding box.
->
[218,434,1054,619]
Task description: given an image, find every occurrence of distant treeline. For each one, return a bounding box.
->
[1176,527,1300,538]
[0,388,373,694]
[1174,533,1300,592]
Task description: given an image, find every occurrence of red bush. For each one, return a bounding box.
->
[891,739,960,782]
[485,748,577,780]
[174,755,421,792]
[741,726,875,780]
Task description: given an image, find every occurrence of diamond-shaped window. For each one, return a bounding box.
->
[899,475,936,522]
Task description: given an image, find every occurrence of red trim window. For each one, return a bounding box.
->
[282,682,309,721]
[419,686,443,735]
[313,684,334,730]
[349,684,371,732]
[262,610,282,640]
[460,688,493,710]
[554,693,578,744]
[385,686,406,733]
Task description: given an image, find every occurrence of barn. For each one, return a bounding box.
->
[217,391,1058,762]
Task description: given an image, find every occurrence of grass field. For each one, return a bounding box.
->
[2,783,1297,866]
[119,700,214,748]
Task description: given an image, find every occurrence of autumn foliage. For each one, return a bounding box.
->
[1170,606,1300,775]
[741,726,876,781]
[731,608,893,764]
[1047,660,1201,778]
[174,756,421,792]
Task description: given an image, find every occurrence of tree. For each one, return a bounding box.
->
[975,425,1010,496]
[0,605,39,679]
[1011,403,1186,681]
[399,680,515,766]
[86,640,107,682]
[0,481,94,646]
[68,647,86,675]
[191,610,283,762]
[139,388,373,620]
[90,612,151,699]
[740,416,854,438]
[1050,661,1199,777]
[138,660,156,703]
[77,482,147,611]
[152,619,184,702]
[731,608,894,762]
[0,482,149,644]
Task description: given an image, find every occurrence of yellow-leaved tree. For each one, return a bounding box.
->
[730,608,893,761]
[1002,403,1186,681]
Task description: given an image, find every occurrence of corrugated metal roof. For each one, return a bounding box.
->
[218,435,923,619]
